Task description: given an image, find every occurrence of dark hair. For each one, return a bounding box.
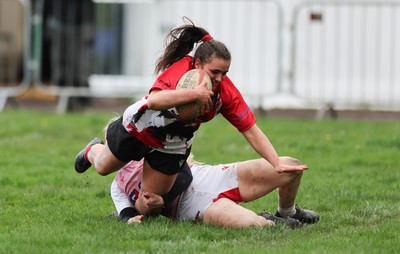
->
[155,17,231,73]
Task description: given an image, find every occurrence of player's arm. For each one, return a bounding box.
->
[147,81,213,111]
[110,179,142,223]
[242,124,308,172]
[135,163,192,215]
[121,208,144,224]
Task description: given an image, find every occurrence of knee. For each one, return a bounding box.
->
[94,163,112,176]
[290,169,303,178]
[280,156,302,166]
[280,156,304,178]
[97,170,110,176]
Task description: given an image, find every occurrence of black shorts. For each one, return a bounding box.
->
[106,116,191,175]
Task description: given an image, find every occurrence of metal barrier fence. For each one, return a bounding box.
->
[0,0,31,111]
[154,0,284,110]
[4,0,397,114]
[30,0,283,113]
[289,0,400,112]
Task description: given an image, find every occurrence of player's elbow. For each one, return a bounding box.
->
[147,90,165,110]
[147,97,160,110]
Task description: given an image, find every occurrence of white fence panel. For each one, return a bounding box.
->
[155,0,284,108]
[33,0,284,113]
[290,0,400,111]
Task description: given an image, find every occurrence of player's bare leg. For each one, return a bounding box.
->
[75,138,126,175]
[237,157,301,201]
[135,160,177,215]
[276,157,303,209]
[203,198,274,228]
[87,143,127,176]
[237,156,319,224]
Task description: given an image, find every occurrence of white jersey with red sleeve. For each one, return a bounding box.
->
[111,160,243,222]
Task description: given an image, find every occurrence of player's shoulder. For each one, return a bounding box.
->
[153,56,193,90]
[218,76,242,99]
[169,55,193,70]
[219,76,236,90]
[161,56,194,80]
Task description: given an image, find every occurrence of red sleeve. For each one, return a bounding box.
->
[219,77,256,132]
[150,56,194,93]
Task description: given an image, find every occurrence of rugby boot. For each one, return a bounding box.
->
[275,204,320,224]
[74,137,104,173]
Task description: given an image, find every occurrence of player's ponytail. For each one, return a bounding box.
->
[193,35,231,67]
[155,17,209,73]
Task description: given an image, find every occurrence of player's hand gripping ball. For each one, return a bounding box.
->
[176,69,212,119]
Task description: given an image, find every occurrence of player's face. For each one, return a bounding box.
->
[195,57,230,87]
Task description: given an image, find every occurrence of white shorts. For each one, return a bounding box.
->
[176,163,240,221]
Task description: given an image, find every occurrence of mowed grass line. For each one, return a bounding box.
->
[0,110,399,254]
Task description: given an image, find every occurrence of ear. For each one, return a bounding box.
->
[194,59,201,69]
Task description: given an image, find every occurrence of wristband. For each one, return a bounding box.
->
[119,207,139,223]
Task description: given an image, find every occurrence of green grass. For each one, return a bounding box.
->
[0,110,399,253]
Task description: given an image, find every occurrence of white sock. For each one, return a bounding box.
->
[278,205,296,217]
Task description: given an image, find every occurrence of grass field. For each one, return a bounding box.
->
[1,110,399,253]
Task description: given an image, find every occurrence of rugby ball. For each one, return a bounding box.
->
[175,69,212,119]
